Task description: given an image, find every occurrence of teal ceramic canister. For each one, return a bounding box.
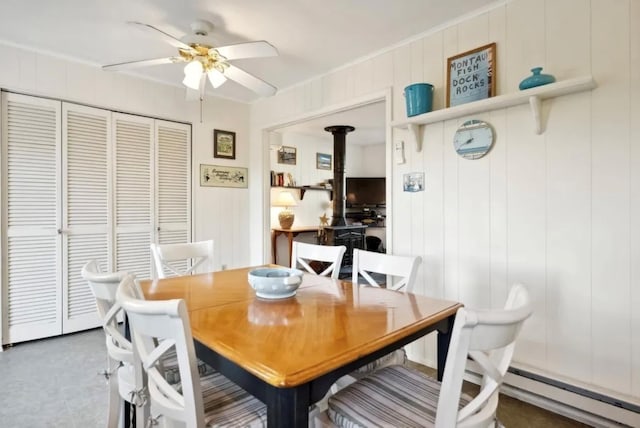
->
[404,83,434,117]
[519,67,556,90]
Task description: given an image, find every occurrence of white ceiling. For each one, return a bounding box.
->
[0,0,498,103]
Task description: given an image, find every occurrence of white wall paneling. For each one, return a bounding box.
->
[590,0,631,396]
[250,0,640,415]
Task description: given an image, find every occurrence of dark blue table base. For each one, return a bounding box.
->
[194,312,456,428]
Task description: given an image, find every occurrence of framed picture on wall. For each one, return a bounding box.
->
[200,164,247,188]
[446,42,496,107]
[316,153,332,170]
[213,129,236,159]
[403,172,424,192]
[277,146,296,165]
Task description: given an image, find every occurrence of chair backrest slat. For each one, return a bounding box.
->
[351,249,421,292]
[151,240,215,279]
[291,242,346,279]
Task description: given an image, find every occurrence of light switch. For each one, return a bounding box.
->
[395,140,406,164]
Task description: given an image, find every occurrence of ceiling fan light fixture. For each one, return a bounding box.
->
[183,61,204,89]
[207,69,227,88]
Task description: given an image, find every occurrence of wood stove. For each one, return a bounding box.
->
[322,125,366,267]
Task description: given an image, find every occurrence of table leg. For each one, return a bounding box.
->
[436,312,456,381]
[272,230,278,264]
[266,385,310,428]
[287,232,294,267]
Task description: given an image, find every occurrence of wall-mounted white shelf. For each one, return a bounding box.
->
[391,75,596,152]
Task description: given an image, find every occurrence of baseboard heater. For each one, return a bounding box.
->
[486,366,640,427]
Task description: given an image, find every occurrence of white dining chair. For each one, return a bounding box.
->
[318,283,533,428]
[81,260,142,428]
[351,248,421,292]
[116,274,267,427]
[150,239,215,279]
[82,260,218,428]
[337,249,422,386]
[291,242,347,279]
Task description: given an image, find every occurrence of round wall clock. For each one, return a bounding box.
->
[453,119,494,160]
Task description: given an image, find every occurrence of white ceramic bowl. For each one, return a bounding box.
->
[248,267,304,299]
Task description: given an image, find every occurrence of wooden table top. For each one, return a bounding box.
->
[140,265,462,388]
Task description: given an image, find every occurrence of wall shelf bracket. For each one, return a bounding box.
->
[529,95,543,134]
[407,123,422,152]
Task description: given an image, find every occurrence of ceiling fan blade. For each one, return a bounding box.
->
[216,41,278,60]
[128,21,193,51]
[224,64,277,97]
[102,57,184,71]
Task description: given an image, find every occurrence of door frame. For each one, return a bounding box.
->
[259,88,393,263]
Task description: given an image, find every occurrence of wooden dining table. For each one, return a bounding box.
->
[140,265,462,427]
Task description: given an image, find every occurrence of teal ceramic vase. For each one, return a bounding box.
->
[519,67,556,90]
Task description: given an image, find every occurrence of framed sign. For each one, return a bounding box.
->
[316,153,332,170]
[446,43,496,107]
[213,129,236,159]
[200,164,247,188]
[277,146,296,165]
[403,172,424,192]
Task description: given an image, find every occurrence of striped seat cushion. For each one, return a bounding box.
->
[352,349,406,378]
[200,371,267,427]
[162,350,217,385]
[328,365,471,428]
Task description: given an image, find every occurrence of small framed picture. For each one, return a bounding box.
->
[446,42,496,107]
[403,172,424,192]
[213,129,236,159]
[316,153,332,170]
[200,164,247,188]
[277,146,297,165]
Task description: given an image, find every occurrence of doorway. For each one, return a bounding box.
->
[262,89,392,267]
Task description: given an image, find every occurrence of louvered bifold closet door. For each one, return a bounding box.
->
[155,120,191,275]
[114,113,154,279]
[62,103,111,333]
[1,93,62,344]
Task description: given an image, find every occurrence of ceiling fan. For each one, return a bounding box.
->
[102,20,278,98]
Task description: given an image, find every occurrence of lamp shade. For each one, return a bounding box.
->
[273,191,297,208]
[183,61,204,89]
[207,69,227,88]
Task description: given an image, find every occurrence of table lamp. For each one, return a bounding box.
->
[273,191,297,229]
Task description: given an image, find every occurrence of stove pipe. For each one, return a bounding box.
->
[324,125,355,226]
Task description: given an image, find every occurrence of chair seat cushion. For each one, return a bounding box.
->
[162,349,216,385]
[200,371,267,427]
[327,365,470,428]
[352,348,406,378]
